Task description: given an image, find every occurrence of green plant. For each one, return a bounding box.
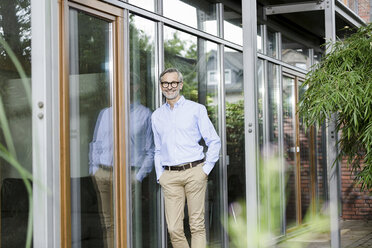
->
[298,23,372,190]
[0,36,33,248]
[228,156,330,248]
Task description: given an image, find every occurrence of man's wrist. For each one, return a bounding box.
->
[202,162,214,175]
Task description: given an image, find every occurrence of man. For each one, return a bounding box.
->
[152,68,221,248]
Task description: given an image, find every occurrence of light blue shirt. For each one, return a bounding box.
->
[89,103,154,181]
[151,96,221,181]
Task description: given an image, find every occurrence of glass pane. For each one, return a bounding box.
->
[346,0,358,14]
[69,9,113,248]
[129,14,161,248]
[268,63,279,153]
[224,5,242,45]
[314,51,322,65]
[299,82,312,221]
[163,0,217,36]
[259,63,281,237]
[282,36,310,70]
[316,123,327,209]
[257,25,263,53]
[257,59,264,151]
[205,41,221,248]
[164,26,224,247]
[128,0,155,12]
[224,47,246,234]
[0,0,32,247]
[267,29,277,58]
[282,76,297,228]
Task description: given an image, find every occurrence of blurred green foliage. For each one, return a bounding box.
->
[228,156,330,248]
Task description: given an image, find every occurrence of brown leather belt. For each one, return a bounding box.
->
[163,159,205,171]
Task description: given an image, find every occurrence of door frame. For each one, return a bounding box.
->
[59,0,126,247]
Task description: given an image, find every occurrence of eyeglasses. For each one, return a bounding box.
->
[161,81,180,88]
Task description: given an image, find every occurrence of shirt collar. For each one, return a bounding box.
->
[165,95,185,109]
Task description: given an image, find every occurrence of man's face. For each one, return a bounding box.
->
[160,72,183,100]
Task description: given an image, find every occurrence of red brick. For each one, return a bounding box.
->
[343,211,356,215]
[355,204,369,208]
[357,208,372,213]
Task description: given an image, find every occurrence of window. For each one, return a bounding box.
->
[208,69,232,85]
[163,0,217,35]
[267,29,277,58]
[0,0,32,246]
[129,14,160,248]
[281,36,310,70]
[128,0,155,12]
[224,5,242,45]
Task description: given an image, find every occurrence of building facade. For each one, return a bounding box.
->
[0,0,368,247]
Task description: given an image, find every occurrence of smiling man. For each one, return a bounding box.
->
[151,68,221,248]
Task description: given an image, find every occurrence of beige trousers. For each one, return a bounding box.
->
[93,167,114,248]
[159,163,208,248]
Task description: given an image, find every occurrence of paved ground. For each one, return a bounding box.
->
[279,220,372,248]
[339,220,372,248]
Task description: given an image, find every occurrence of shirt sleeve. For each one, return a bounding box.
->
[197,105,221,175]
[151,114,164,182]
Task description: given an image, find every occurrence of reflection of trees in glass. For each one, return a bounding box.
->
[226,100,244,165]
[225,100,245,204]
[75,11,109,74]
[129,15,155,109]
[0,0,32,177]
[70,11,111,150]
[0,0,31,76]
[0,1,32,247]
[164,31,198,102]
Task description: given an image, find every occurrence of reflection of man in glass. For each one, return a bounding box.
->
[152,68,221,248]
[89,100,154,248]
[89,107,114,248]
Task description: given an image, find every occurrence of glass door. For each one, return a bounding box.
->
[129,14,161,248]
[282,75,298,228]
[69,8,114,248]
[60,1,125,247]
[282,73,315,230]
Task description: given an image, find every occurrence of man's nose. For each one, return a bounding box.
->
[167,84,173,89]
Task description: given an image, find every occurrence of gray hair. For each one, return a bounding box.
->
[159,68,183,83]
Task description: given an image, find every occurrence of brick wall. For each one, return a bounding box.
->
[357,0,371,23]
[335,0,372,220]
[341,160,372,220]
[337,0,372,218]
[346,0,371,22]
